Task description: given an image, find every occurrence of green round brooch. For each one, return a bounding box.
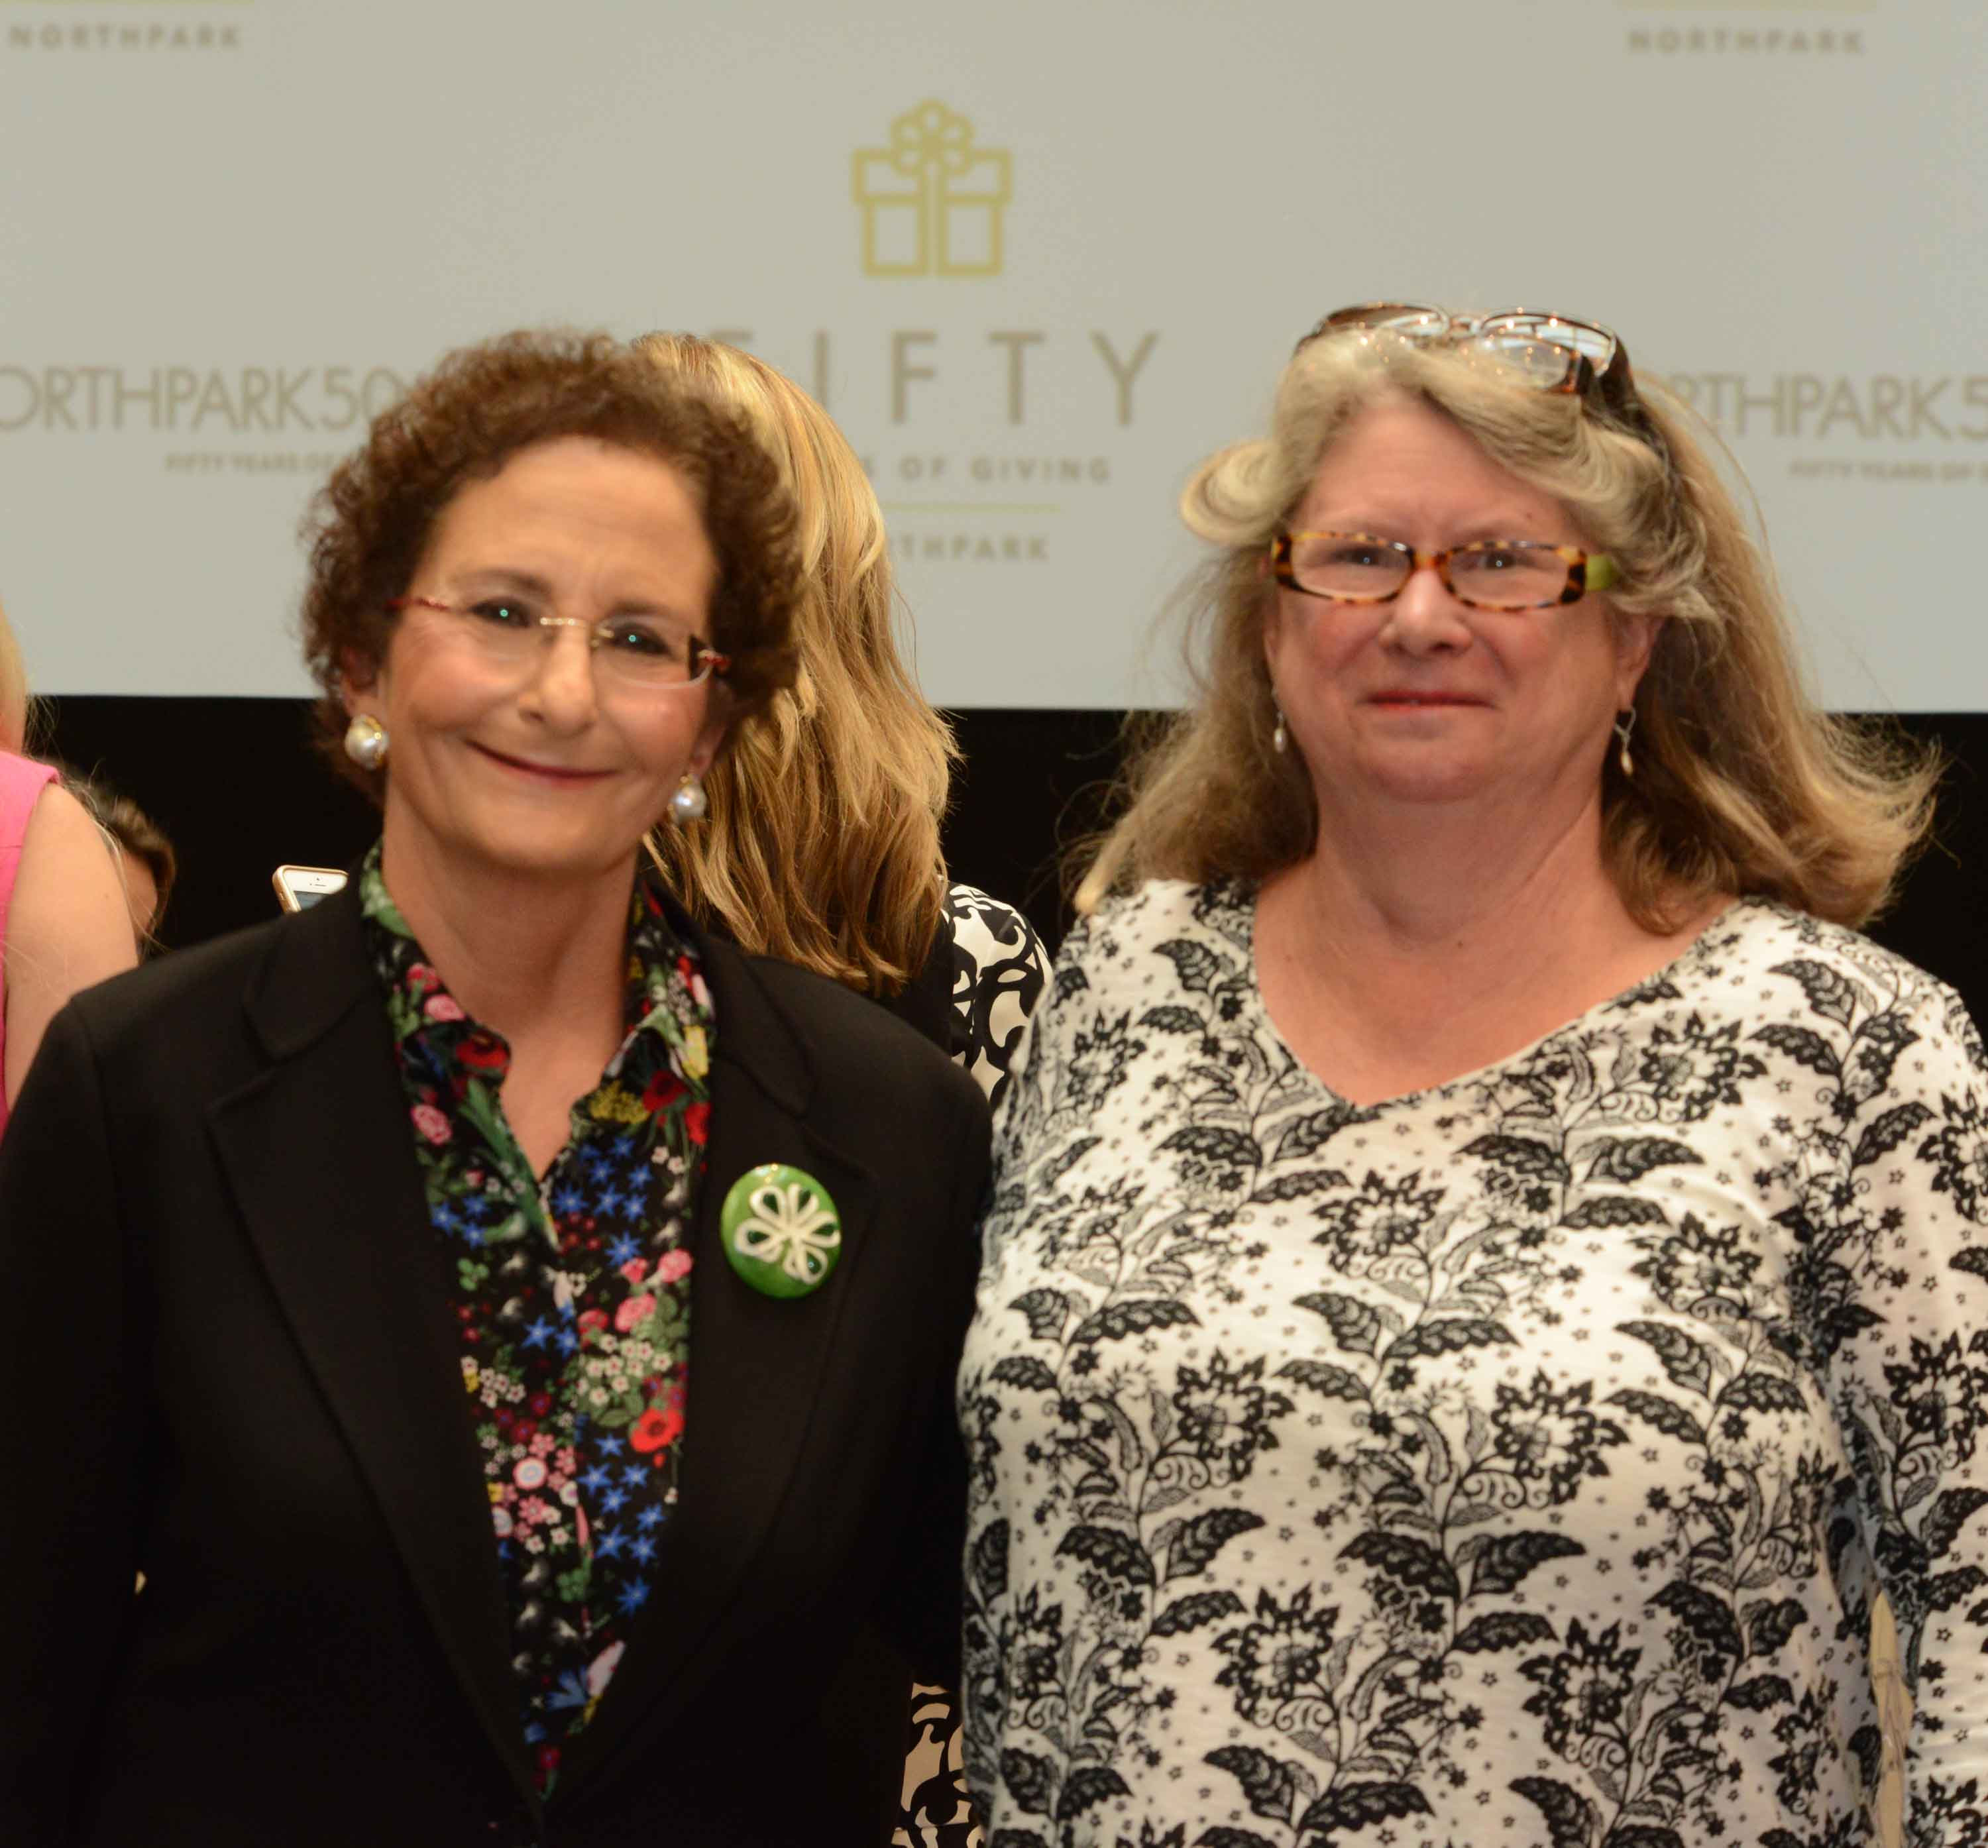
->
[720,1163,842,1299]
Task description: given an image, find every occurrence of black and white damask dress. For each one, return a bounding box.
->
[946,884,1050,1110]
[959,879,1988,1847]
[899,883,1050,1848]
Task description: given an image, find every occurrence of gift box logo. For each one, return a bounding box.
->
[852,101,1012,278]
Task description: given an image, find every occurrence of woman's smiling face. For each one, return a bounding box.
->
[348,435,727,889]
[1264,393,1655,823]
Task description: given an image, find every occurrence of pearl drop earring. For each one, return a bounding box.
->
[344,714,388,771]
[669,772,708,824]
[1613,708,1637,779]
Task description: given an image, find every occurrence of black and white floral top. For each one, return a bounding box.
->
[959,879,1988,1848]
[946,883,1050,1109]
[901,884,1050,1848]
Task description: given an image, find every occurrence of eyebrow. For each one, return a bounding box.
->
[451,567,557,599]
[450,566,696,623]
[1303,514,1574,545]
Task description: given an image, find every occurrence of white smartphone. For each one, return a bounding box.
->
[271,865,348,913]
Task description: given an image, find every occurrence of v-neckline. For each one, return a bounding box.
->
[1245,885,1755,1112]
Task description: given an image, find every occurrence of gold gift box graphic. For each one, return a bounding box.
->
[853,101,1011,278]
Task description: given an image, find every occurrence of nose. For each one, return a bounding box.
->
[1380,561,1473,656]
[517,622,600,732]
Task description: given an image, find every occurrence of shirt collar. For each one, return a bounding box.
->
[358,842,703,1054]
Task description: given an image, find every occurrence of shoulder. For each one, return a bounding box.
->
[7,913,311,1145]
[710,933,989,1137]
[1080,876,1248,946]
[997,880,1247,1087]
[0,753,56,844]
[13,781,110,878]
[1688,898,1988,1100]
[11,785,120,929]
[5,783,136,1008]
[944,885,1047,965]
[60,915,295,1062]
[1054,878,1250,996]
[729,942,939,1049]
[942,885,1051,1103]
[1711,898,1971,1025]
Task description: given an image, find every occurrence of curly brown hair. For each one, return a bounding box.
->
[300,328,801,799]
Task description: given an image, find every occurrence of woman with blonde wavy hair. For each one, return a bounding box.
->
[635,335,1047,1848]
[634,333,1046,1103]
[959,306,1988,1843]
[0,595,134,1125]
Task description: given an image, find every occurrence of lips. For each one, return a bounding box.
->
[1365,692,1487,707]
[470,741,612,782]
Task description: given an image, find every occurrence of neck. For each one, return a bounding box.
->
[1278,781,1631,974]
[1252,783,1729,1107]
[377,818,634,1042]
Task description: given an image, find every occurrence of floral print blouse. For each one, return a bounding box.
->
[960,880,1988,1847]
[361,848,714,1796]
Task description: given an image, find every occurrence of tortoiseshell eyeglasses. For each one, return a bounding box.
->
[1270,531,1618,612]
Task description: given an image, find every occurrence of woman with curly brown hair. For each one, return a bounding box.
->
[0,330,990,1847]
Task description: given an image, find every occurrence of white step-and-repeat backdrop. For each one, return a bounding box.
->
[1,0,1979,709]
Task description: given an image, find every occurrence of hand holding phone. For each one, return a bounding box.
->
[271,865,347,913]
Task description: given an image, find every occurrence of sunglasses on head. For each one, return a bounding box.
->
[1296,303,1644,425]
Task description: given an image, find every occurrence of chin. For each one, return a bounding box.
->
[1373,779,1489,808]
[452,817,641,886]
[1347,751,1496,806]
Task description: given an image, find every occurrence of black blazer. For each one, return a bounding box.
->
[0,883,990,1847]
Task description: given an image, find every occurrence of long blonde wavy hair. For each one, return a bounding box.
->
[1077,329,1938,930]
[632,334,956,994]
[0,596,33,756]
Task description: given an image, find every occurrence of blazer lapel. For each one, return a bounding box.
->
[205,889,538,1814]
[558,931,883,1787]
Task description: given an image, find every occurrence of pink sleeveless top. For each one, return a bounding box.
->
[0,753,60,1134]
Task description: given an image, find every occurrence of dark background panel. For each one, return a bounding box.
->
[36,699,1988,1028]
